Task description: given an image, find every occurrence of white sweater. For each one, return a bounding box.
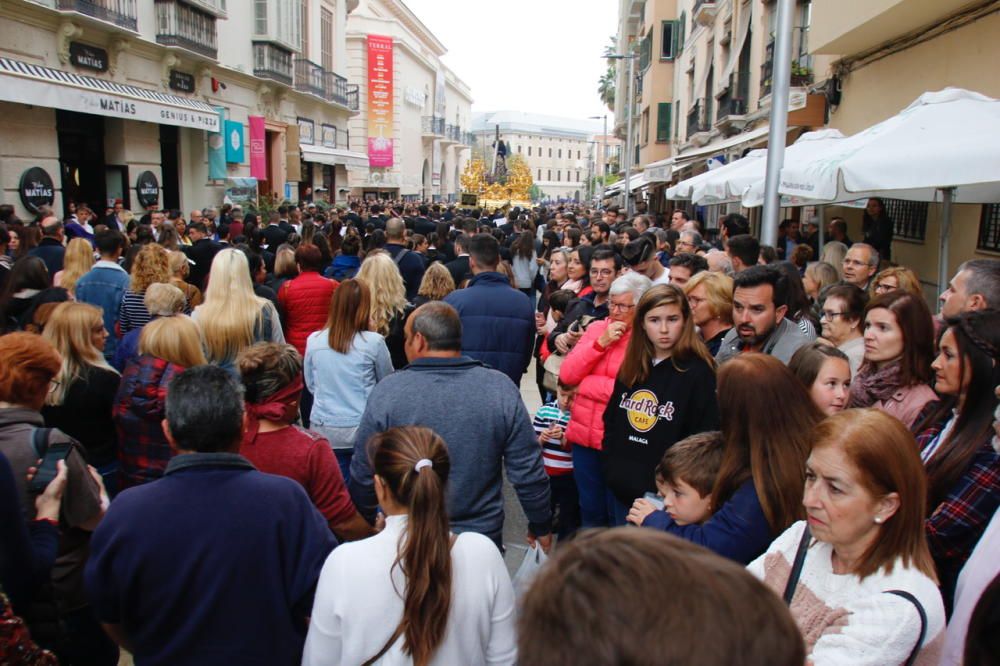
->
[302,514,517,666]
[748,521,946,666]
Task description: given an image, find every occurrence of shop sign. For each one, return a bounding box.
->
[169,70,196,93]
[298,117,315,145]
[135,171,160,208]
[322,124,337,149]
[18,167,55,214]
[249,116,266,180]
[69,42,108,72]
[225,120,245,163]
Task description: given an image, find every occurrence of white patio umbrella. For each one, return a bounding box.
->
[664,156,756,201]
[738,130,847,207]
[776,88,1000,292]
[689,149,768,204]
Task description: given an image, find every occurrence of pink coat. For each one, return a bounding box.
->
[558,319,631,451]
[873,383,938,429]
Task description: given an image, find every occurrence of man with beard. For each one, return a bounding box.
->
[715,265,810,365]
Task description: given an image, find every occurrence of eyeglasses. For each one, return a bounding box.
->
[609,302,636,312]
[820,310,848,320]
[590,268,616,278]
[687,295,706,307]
[873,282,897,294]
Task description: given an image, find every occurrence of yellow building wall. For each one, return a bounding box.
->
[821,11,1000,291]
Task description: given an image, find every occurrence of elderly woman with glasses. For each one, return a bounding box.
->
[559,272,654,528]
[818,284,867,377]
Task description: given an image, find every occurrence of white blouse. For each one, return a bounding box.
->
[748,521,946,666]
[302,515,517,666]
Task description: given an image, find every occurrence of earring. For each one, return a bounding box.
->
[874,516,883,524]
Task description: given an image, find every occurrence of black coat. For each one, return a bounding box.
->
[445,256,471,288]
[260,224,290,250]
[182,238,224,290]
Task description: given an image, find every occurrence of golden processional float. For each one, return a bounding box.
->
[460,126,533,210]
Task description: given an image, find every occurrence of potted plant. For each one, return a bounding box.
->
[791,62,813,87]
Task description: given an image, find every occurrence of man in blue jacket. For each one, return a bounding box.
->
[349,302,552,553]
[28,216,66,278]
[444,233,534,386]
[75,230,130,362]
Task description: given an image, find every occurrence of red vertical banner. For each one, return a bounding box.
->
[249,115,267,180]
[367,35,394,168]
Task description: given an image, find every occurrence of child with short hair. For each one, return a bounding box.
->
[532,381,580,540]
[626,431,724,528]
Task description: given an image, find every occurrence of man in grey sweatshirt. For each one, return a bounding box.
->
[349,302,553,551]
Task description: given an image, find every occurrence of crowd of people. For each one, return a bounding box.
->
[0,196,998,666]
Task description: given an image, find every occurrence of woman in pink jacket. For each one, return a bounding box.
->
[560,272,653,527]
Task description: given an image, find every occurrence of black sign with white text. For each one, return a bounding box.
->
[135,171,160,209]
[169,70,196,93]
[69,42,109,72]
[18,167,55,214]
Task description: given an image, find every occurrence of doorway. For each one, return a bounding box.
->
[57,110,106,215]
[160,125,179,211]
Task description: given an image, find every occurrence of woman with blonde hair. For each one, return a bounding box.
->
[114,315,206,489]
[819,242,848,280]
[802,261,840,304]
[871,266,922,298]
[682,270,734,356]
[356,252,412,369]
[119,243,174,333]
[53,237,94,294]
[168,250,203,309]
[41,301,121,489]
[112,282,188,371]
[266,243,299,295]
[157,223,181,251]
[192,248,284,370]
[413,263,456,307]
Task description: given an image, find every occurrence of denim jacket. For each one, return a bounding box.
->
[75,261,131,360]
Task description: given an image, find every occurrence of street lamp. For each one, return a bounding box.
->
[588,114,608,203]
[606,53,637,216]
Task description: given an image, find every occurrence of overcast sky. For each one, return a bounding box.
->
[402,0,618,126]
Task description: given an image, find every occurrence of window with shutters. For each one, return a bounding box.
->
[656,102,671,143]
[558,149,562,158]
[320,7,333,71]
[547,169,551,180]
[661,20,678,60]
[977,204,1000,252]
[528,146,532,156]
[639,31,653,70]
[300,0,308,58]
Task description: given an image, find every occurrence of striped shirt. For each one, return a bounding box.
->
[532,401,572,476]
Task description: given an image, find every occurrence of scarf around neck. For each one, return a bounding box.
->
[244,374,304,445]
[848,360,904,408]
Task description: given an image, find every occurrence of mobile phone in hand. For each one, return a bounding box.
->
[28,443,71,494]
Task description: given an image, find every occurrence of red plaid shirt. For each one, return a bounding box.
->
[915,409,1000,606]
[113,355,185,490]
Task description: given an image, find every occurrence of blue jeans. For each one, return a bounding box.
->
[572,445,610,528]
[333,449,352,487]
[606,492,630,527]
[549,473,581,541]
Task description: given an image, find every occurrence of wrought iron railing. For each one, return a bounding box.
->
[58,0,137,31]
[155,1,218,59]
[253,41,293,86]
[421,116,445,136]
[687,100,708,138]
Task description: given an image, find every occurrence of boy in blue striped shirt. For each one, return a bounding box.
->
[532,381,579,541]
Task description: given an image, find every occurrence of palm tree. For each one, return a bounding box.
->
[597,36,617,112]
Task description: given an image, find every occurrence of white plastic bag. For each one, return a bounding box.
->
[512,543,548,604]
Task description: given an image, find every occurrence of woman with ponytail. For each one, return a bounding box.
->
[303,426,516,666]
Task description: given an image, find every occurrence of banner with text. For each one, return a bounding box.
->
[367,35,394,168]
[249,115,266,180]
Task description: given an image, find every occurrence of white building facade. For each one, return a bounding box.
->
[0,0,367,219]
[344,0,474,201]
[470,111,604,203]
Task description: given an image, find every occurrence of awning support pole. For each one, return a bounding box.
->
[760,0,795,247]
[937,187,955,298]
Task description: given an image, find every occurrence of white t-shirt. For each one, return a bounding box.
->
[302,514,517,665]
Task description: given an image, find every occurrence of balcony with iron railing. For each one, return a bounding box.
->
[421,116,445,137]
[295,58,325,98]
[760,40,814,100]
[716,72,749,129]
[693,0,717,26]
[686,100,709,140]
[345,84,359,112]
[155,0,218,59]
[442,124,460,144]
[253,41,293,86]
[57,0,137,31]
